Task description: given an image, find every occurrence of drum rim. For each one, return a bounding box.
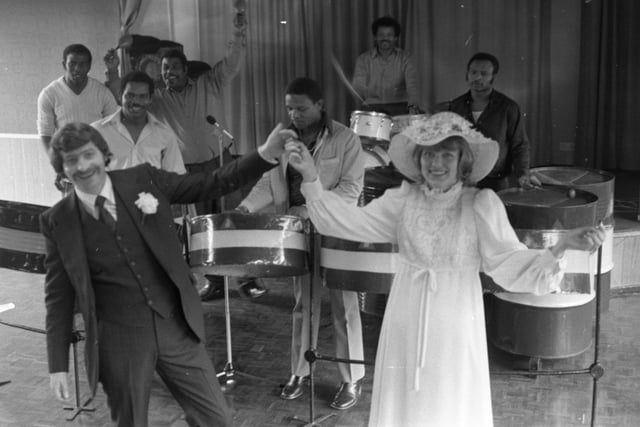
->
[0,199,49,212]
[498,185,599,207]
[351,110,391,119]
[190,212,306,222]
[531,166,616,182]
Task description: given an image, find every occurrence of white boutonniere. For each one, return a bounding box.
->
[134,192,159,223]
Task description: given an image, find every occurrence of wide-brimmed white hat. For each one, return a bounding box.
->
[388,111,499,183]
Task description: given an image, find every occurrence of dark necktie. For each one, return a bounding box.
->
[95,195,117,232]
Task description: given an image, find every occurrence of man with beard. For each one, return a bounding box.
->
[236,77,366,410]
[38,44,118,151]
[446,52,540,190]
[352,16,421,116]
[91,71,185,174]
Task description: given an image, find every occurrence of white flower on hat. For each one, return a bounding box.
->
[388,112,500,184]
[135,192,158,221]
[400,112,493,148]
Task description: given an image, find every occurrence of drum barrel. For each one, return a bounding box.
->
[189,213,308,278]
[354,166,405,316]
[350,110,392,143]
[487,186,599,359]
[532,166,615,223]
[531,166,615,311]
[321,236,397,293]
[0,200,48,274]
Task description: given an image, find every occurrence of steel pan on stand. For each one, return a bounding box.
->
[487,186,599,360]
[0,200,48,274]
[187,212,308,391]
[531,166,615,311]
[390,113,429,137]
[319,166,405,317]
[189,212,308,278]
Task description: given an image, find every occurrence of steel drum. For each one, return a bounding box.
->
[361,145,391,170]
[390,113,429,136]
[321,237,397,293]
[487,186,601,358]
[0,200,48,274]
[321,165,405,317]
[350,110,392,142]
[532,166,616,311]
[188,212,308,278]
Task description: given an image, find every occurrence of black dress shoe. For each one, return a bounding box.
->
[240,279,268,299]
[330,381,362,410]
[280,375,307,400]
[199,275,225,301]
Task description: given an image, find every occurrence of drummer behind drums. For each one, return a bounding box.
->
[236,77,366,410]
[352,16,422,116]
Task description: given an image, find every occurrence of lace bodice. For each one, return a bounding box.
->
[397,183,480,270]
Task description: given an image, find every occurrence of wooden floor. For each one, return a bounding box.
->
[1,170,638,427]
[1,270,639,427]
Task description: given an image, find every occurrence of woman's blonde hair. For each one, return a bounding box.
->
[412,136,475,185]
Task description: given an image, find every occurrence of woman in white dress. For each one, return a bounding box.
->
[284,112,605,427]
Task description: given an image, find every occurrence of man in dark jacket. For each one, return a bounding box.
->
[41,122,287,426]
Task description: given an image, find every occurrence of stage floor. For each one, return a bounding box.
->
[0,169,638,426]
[1,268,639,427]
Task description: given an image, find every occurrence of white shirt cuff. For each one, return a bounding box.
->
[257,145,279,164]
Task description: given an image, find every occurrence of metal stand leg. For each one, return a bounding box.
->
[215,276,274,391]
[490,246,605,427]
[292,226,336,426]
[216,276,237,391]
[63,330,95,421]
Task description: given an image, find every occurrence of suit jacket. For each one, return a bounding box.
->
[40,152,273,395]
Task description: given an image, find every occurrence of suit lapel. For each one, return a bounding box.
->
[50,193,94,308]
[109,170,175,271]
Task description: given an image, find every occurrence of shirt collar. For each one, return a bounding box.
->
[166,78,195,94]
[371,46,401,58]
[75,174,115,213]
[107,108,161,126]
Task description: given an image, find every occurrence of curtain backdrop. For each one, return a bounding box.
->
[131,0,640,171]
[575,0,640,171]
[219,0,559,163]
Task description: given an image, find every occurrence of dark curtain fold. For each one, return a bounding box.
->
[219,0,561,161]
[576,0,640,171]
[132,0,637,172]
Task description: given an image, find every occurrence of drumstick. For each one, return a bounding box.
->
[330,54,368,106]
[531,171,577,198]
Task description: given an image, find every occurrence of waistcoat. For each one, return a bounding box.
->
[80,197,180,325]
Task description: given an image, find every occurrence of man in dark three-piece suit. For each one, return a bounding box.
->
[40,122,289,426]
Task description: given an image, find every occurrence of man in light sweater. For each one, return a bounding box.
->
[37,44,118,151]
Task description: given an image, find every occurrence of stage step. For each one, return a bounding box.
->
[612,215,640,290]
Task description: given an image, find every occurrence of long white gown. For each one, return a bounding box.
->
[302,180,565,427]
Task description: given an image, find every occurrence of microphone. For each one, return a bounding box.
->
[206,115,234,141]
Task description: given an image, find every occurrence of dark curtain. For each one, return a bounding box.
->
[150,0,638,172]
[575,0,640,171]
[215,0,559,164]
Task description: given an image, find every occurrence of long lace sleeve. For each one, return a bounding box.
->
[301,179,409,243]
[474,189,566,294]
